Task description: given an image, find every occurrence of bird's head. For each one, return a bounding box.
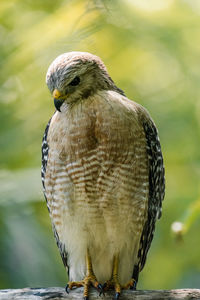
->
[46,51,123,112]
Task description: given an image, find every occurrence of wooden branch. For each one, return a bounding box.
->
[0,287,200,300]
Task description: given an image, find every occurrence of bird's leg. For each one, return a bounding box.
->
[122,278,137,290]
[66,249,103,299]
[103,254,137,299]
[83,248,103,296]
[103,254,121,299]
[112,254,121,299]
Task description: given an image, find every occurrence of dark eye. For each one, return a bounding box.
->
[69,76,80,86]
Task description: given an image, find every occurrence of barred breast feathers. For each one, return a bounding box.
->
[43,89,164,284]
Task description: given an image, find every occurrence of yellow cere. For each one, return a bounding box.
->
[53,89,62,99]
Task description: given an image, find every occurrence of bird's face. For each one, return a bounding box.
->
[46,52,114,112]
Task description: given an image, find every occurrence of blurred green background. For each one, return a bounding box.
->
[0,0,200,290]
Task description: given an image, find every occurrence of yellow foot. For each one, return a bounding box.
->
[122,278,137,290]
[103,279,121,299]
[103,255,137,299]
[103,278,136,299]
[65,249,103,299]
[66,275,103,299]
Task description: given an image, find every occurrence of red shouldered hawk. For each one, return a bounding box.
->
[41,52,165,299]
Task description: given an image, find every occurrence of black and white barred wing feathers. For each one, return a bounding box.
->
[134,116,165,278]
[41,118,51,192]
[41,118,69,270]
[144,119,165,220]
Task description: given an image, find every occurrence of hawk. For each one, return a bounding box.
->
[41,52,165,299]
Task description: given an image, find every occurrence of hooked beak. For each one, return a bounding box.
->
[54,98,64,112]
[53,89,64,112]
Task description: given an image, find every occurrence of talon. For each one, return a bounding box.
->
[102,282,107,289]
[122,278,137,291]
[130,280,137,290]
[115,292,120,300]
[97,283,103,290]
[102,282,109,291]
[65,284,69,293]
[98,284,104,296]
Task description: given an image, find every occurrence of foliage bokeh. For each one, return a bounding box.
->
[0,0,200,290]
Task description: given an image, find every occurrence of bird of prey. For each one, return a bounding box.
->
[41,51,165,299]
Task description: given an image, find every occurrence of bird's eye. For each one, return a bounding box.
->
[69,76,80,86]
